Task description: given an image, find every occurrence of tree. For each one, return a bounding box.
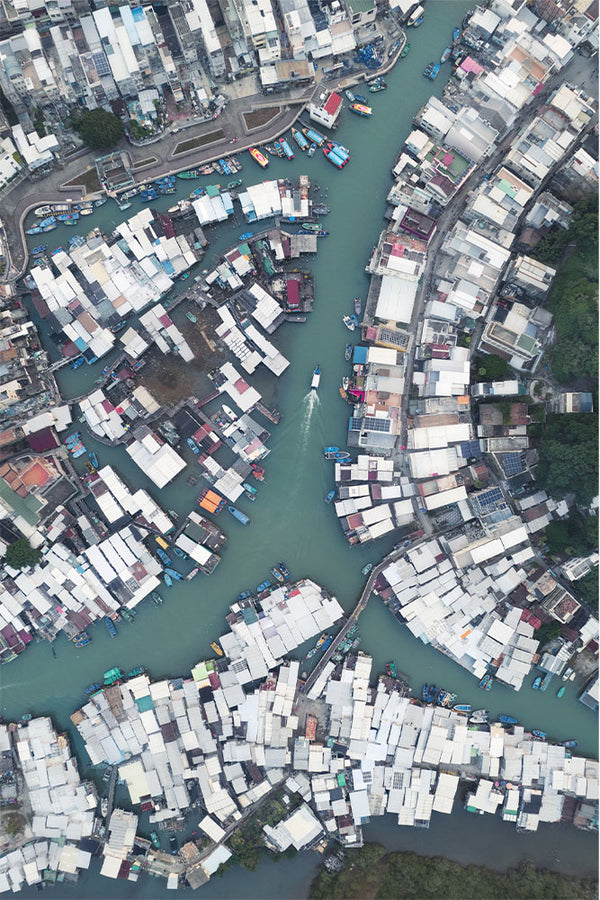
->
[71,108,124,151]
[535,620,561,645]
[575,570,599,611]
[474,353,510,381]
[545,513,598,557]
[535,414,598,506]
[5,538,41,569]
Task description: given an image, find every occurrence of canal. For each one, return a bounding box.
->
[5,2,598,895]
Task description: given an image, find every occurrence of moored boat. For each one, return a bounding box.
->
[324,490,336,504]
[440,46,452,63]
[532,729,547,739]
[478,673,492,691]
[251,463,265,481]
[342,376,350,391]
[85,683,101,695]
[469,709,488,724]
[239,231,254,240]
[532,675,542,689]
[185,311,197,323]
[88,451,99,469]
[279,138,294,159]
[227,505,250,525]
[307,143,316,157]
[323,143,348,169]
[354,297,362,316]
[271,566,285,583]
[344,343,352,360]
[164,572,173,587]
[187,437,200,454]
[302,222,323,233]
[385,661,397,679]
[238,590,252,600]
[343,314,359,331]
[150,832,161,849]
[227,179,243,189]
[210,641,224,656]
[278,561,291,581]
[176,169,203,179]
[562,739,578,748]
[312,205,329,215]
[453,703,471,714]
[350,102,372,118]
[401,42,410,57]
[105,617,117,637]
[151,592,163,605]
[325,450,350,460]
[361,563,373,575]
[173,546,188,560]
[369,81,386,92]
[498,715,517,725]
[301,126,325,146]
[557,685,566,698]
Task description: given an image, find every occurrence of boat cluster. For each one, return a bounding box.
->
[25,198,107,235]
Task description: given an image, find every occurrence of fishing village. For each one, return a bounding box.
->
[0,0,597,894]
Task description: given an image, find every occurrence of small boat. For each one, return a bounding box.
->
[164,568,183,581]
[185,311,197,324]
[306,648,317,659]
[34,205,54,217]
[412,14,424,26]
[278,561,291,581]
[385,661,397,679]
[369,81,386,93]
[453,26,461,43]
[422,684,433,703]
[239,231,254,241]
[361,563,373,576]
[561,666,574,681]
[251,463,265,481]
[85,683,101,695]
[210,641,224,657]
[150,832,161,849]
[312,205,329,215]
[249,147,269,169]
[173,547,188,560]
[291,127,309,150]
[401,42,410,58]
[440,46,452,63]
[187,437,200,454]
[324,490,336,504]
[353,297,362,316]
[532,676,542,690]
[103,667,122,685]
[345,89,355,102]
[227,179,243,189]
[88,451,99,469]
[469,709,488,724]
[151,592,163,605]
[562,739,578,749]
[325,450,350,461]
[273,141,284,157]
[31,244,47,255]
[71,357,85,370]
[279,138,294,160]
[307,144,316,157]
[271,566,285,583]
[302,126,325,146]
[176,169,203,179]
[532,730,547,740]
[315,633,327,649]
[453,704,471,714]
[424,62,441,80]
[100,798,109,818]
[85,461,96,475]
[311,365,321,390]
[164,572,173,587]
[156,548,172,566]
[557,686,566,698]
[228,505,250,525]
[105,617,118,638]
[343,314,359,331]
[344,344,352,361]
[478,674,492,691]
[179,272,189,281]
[74,634,91,647]
[238,590,252,600]
[26,225,43,236]
[256,580,272,593]
[342,376,350,391]
[323,446,340,454]
[323,143,347,169]
[498,715,517,725]
[302,222,323,233]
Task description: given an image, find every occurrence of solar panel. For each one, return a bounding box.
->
[349,417,362,431]
[363,417,391,433]
[92,51,111,77]
[498,452,526,476]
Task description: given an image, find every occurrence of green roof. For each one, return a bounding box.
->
[135,695,154,712]
[346,0,375,11]
[0,478,42,527]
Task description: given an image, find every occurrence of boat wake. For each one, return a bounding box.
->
[299,391,320,451]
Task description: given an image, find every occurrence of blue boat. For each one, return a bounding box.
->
[140,188,159,202]
[440,46,451,63]
[478,674,492,691]
[323,446,340,454]
[325,490,336,503]
[71,357,85,370]
[422,684,430,702]
[278,561,291,581]
[562,739,578,749]
[280,138,294,160]
[302,126,325,146]
[292,127,309,150]
[453,704,471,713]
[353,94,368,104]
[32,244,47,255]
[105,617,117,637]
[344,344,352,361]
[156,548,172,566]
[173,546,188,560]
[256,579,271,592]
[187,437,200,454]
[320,635,333,653]
[424,62,441,80]
[239,232,254,241]
[532,676,542,690]
[532,730,547,739]
[238,590,253,600]
[427,684,438,703]
[164,572,173,587]
[498,715,517,725]
[88,451,99,469]
[164,568,183,581]
[228,505,250,525]
[307,144,316,157]
[85,683,101,695]
[453,26,461,42]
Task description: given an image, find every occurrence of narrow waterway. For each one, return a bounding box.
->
[6,3,598,895]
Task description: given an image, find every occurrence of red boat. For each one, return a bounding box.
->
[249,147,269,168]
[251,463,265,481]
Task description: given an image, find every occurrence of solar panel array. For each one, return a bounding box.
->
[92,51,111,77]
[498,452,526,476]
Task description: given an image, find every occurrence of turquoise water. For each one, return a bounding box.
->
[9,3,598,895]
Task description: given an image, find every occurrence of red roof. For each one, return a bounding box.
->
[323,92,342,115]
[286,279,300,308]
